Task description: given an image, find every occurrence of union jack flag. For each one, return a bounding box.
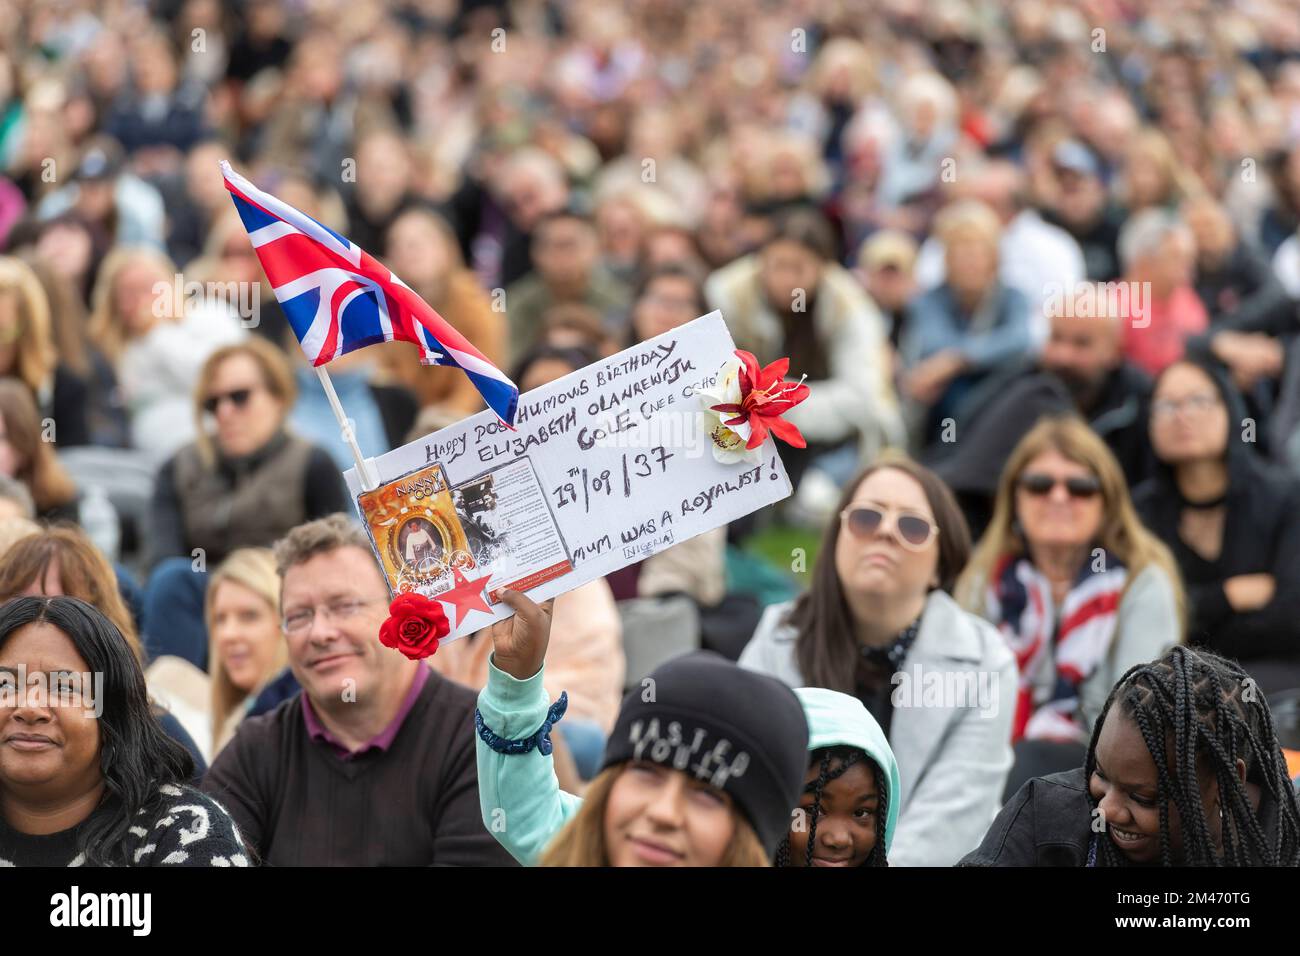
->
[220,161,518,425]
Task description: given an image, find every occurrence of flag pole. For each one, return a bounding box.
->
[315,365,380,491]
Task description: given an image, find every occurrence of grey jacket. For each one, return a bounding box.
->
[738,589,1016,866]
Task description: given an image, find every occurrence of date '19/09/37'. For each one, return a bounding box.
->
[551,447,675,514]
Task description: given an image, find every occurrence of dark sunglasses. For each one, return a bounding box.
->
[840,506,938,550]
[202,388,254,415]
[1018,473,1102,499]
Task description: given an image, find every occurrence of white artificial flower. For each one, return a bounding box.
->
[697,357,761,465]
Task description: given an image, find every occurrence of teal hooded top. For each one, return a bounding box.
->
[793,687,901,853]
[476,660,902,864]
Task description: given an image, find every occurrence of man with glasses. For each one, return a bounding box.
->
[202,513,516,866]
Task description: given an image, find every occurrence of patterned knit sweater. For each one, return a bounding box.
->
[0,784,251,867]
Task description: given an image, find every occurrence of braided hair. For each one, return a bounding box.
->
[774,746,889,867]
[1084,645,1300,867]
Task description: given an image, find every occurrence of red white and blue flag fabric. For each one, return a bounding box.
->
[220,161,518,425]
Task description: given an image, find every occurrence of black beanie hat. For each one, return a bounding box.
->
[601,651,810,855]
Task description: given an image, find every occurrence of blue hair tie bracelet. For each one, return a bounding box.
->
[476,692,569,756]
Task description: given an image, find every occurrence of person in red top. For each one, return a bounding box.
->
[1117,209,1208,376]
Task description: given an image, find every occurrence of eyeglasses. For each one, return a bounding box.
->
[202,387,254,415]
[840,505,939,550]
[1151,393,1220,420]
[282,597,379,635]
[1017,473,1102,499]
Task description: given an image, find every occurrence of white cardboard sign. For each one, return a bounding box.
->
[343,311,792,638]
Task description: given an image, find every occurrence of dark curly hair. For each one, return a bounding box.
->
[1084,645,1300,866]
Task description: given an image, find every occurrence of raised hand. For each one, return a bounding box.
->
[476,589,556,681]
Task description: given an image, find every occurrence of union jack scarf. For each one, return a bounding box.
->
[985,549,1126,743]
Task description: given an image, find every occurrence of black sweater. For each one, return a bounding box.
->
[1136,459,1300,663]
[1133,361,1300,678]
[0,784,249,866]
[1192,242,1296,337]
[201,674,518,866]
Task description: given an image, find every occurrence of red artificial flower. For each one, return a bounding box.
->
[379,592,450,661]
[709,350,810,450]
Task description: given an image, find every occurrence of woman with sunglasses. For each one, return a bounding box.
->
[141,339,348,671]
[739,457,1016,866]
[957,415,1184,800]
[1134,356,1300,695]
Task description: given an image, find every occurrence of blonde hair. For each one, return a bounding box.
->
[898,70,959,130]
[538,765,772,867]
[934,198,1002,252]
[192,337,297,466]
[0,256,57,393]
[0,515,39,560]
[88,245,179,363]
[956,415,1186,631]
[1120,127,1206,210]
[742,133,830,203]
[806,37,877,101]
[205,548,286,755]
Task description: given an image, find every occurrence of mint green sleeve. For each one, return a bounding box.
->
[476,658,584,867]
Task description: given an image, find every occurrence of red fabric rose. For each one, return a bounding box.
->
[378,592,450,660]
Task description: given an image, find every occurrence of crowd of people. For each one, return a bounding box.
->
[3,0,1300,867]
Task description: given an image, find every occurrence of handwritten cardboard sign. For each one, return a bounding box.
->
[344,311,792,638]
